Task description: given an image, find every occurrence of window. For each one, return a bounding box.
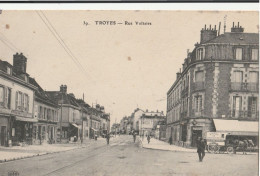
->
[23,94,29,112]
[232,96,242,118]
[197,48,204,60]
[251,49,258,61]
[5,88,11,109]
[233,71,243,82]
[249,72,258,83]
[0,87,4,106]
[6,67,11,75]
[235,48,243,60]
[248,97,258,118]
[195,71,204,82]
[16,91,23,110]
[44,108,47,119]
[195,95,203,112]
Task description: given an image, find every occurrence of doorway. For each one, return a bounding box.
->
[0,126,7,146]
[191,127,202,147]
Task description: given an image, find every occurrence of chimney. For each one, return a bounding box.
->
[231,22,244,33]
[60,85,67,93]
[200,24,217,43]
[176,72,182,80]
[13,53,27,75]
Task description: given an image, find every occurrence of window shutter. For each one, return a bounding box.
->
[4,87,8,108]
[15,91,18,109]
[21,93,24,111]
[27,95,29,112]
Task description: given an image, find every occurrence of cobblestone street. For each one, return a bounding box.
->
[0,136,258,176]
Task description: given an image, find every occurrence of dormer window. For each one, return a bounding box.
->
[251,49,258,61]
[24,75,28,83]
[6,67,11,75]
[235,48,243,60]
[196,48,204,60]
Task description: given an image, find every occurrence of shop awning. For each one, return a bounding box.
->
[213,119,258,136]
[71,123,81,129]
[15,116,38,123]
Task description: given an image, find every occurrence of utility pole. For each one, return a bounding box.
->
[60,93,63,143]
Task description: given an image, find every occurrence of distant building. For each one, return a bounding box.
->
[132,108,144,133]
[46,85,82,143]
[139,110,165,136]
[166,22,259,147]
[153,119,167,141]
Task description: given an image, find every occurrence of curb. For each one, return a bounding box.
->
[0,145,86,164]
[142,146,196,153]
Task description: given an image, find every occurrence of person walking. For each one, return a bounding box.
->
[197,137,206,162]
[106,133,110,145]
[147,135,151,144]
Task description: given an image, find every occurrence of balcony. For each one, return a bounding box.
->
[231,110,259,119]
[194,82,205,91]
[230,82,259,92]
[247,83,259,92]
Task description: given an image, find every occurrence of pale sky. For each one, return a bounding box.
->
[0,10,258,124]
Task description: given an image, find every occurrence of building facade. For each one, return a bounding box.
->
[166,23,259,147]
[139,110,165,136]
[0,53,37,146]
[30,78,59,145]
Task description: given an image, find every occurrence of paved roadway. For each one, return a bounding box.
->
[0,135,258,176]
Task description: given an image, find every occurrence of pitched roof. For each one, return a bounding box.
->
[46,91,80,108]
[205,32,259,45]
[29,78,58,107]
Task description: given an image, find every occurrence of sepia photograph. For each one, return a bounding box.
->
[0,7,259,176]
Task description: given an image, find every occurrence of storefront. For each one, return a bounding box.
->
[12,116,37,146]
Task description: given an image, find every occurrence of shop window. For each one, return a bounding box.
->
[251,49,258,61]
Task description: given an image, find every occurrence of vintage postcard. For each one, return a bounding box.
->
[0,6,259,176]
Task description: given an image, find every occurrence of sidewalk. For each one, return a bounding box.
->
[140,138,196,153]
[140,138,258,155]
[0,137,105,163]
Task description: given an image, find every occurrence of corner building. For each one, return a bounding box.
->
[166,23,259,147]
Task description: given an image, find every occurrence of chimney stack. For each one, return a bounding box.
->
[60,85,67,93]
[200,24,217,44]
[13,53,27,75]
[231,22,244,33]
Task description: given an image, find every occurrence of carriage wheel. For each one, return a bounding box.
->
[227,146,234,154]
[208,143,219,154]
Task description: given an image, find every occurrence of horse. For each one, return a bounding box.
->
[233,139,249,155]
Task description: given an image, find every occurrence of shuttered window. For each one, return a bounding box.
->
[235,48,243,60]
[251,49,258,61]
[0,86,4,106]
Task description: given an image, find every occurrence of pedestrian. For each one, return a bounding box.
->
[133,132,136,143]
[106,133,110,145]
[147,135,151,144]
[169,136,173,145]
[197,137,206,162]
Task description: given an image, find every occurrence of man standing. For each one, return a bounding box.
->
[106,133,110,145]
[133,132,136,143]
[147,135,151,144]
[197,137,206,162]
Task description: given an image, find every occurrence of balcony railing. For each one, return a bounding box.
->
[230,82,259,92]
[194,82,205,91]
[231,110,259,119]
[247,83,259,92]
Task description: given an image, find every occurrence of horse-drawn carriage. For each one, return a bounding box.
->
[206,132,257,154]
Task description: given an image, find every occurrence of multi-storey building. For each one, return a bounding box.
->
[29,78,59,144]
[0,53,37,146]
[132,108,144,133]
[46,85,82,143]
[139,110,165,136]
[166,23,259,147]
